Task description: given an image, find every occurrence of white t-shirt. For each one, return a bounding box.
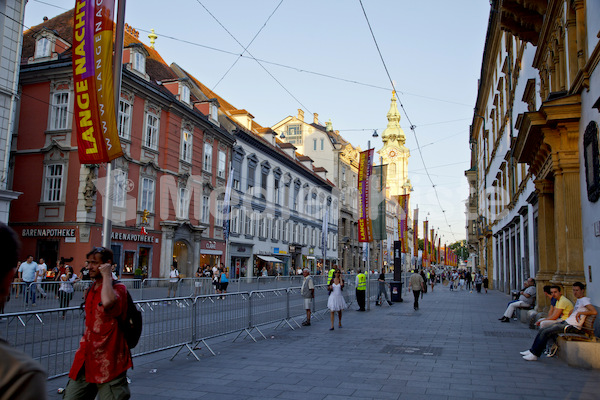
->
[170,269,179,283]
[36,263,47,282]
[565,296,592,328]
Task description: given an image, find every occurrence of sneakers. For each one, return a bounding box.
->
[301,321,311,326]
[499,316,510,322]
[520,350,532,356]
[375,302,381,306]
[387,301,393,306]
[522,353,538,361]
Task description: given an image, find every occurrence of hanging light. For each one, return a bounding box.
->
[279,131,286,139]
[372,129,378,138]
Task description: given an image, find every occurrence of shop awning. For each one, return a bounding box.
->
[257,255,283,263]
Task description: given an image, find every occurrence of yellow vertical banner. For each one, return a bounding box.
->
[73,0,122,163]
[358,149,374,242]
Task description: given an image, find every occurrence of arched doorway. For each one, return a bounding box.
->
[173,240,191,278]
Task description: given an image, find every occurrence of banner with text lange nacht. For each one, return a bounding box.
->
[358,149,374,242]
[73,0,123,163]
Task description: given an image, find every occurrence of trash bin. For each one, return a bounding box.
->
[390,281,403,302]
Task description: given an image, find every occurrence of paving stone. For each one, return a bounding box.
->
[47,288,600,399]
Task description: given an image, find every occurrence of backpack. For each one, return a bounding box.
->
[83,281,142,349]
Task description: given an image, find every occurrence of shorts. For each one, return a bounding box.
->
[220,282,228,291]
[168,281,178,291]
[303,297,313,310]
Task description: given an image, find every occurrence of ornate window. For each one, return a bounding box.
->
[50,92,69,130]
[140,177,155,212]
[181,130,193,163]
[118,99,132,139]
[144,112,159,150]
[43,164,63,202]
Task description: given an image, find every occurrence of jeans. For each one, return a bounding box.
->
[530,321,567,357]
[24,281,36,305]
[413,290,421,309]
[376,284,389,304]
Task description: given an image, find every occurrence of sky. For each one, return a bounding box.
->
[23,0,491,244]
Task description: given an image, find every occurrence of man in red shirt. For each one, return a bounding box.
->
[63,247,132,399]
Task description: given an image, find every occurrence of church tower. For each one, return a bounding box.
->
[378,92,411,197]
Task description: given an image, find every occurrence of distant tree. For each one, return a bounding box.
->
[448,240,468,262]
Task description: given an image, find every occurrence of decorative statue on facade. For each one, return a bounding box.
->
[84,167,97,212]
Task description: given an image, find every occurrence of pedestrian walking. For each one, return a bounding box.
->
[18,255,38,306]
[475,272,483,293]
[0,224,47,399]
[355,269,367,311]
[219,268,229,299]
[327,270,346,330]
[194,266,203,296]
[301,268,315,326]
[36,258,48,298]
[58,265,79,318]
[63,246,132,399]
[375,270,392,306]
[483,275,489,293]
[409,270,425,311]
[12,262,21,299]
[212,268,221,296]
[167,265,180,298]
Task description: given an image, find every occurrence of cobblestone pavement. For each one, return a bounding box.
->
[48,284,600,399]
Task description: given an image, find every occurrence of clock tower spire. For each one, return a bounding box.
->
[377,91,411,198]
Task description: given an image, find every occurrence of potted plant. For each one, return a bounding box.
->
[134,268,143,280]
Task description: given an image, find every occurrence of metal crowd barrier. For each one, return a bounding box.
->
[0,281,364,379]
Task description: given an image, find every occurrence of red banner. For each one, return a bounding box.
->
[358,149,374,242]
[73,0,122,163]
[412,209,418,257]
[398,194,409,253]
[422,220,428,268]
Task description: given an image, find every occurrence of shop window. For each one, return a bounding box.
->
[137,247,151,276]
[123,251,136,274]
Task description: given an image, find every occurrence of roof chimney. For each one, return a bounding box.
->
[313,113,319,124]
[297,109,304,121]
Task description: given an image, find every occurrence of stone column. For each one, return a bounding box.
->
[545,127,585,299]
[160,225,175,278]
[486,234,493,289]
[533,179,555,310]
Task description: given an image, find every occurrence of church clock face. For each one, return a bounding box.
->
[387,148,398,159]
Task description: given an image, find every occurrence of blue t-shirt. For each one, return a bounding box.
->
[220,274,228,283]
[19,261,38,282]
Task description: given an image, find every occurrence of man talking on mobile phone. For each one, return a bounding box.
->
[63,247,132,400]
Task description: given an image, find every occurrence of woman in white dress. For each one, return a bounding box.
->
[327,270,347,330]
